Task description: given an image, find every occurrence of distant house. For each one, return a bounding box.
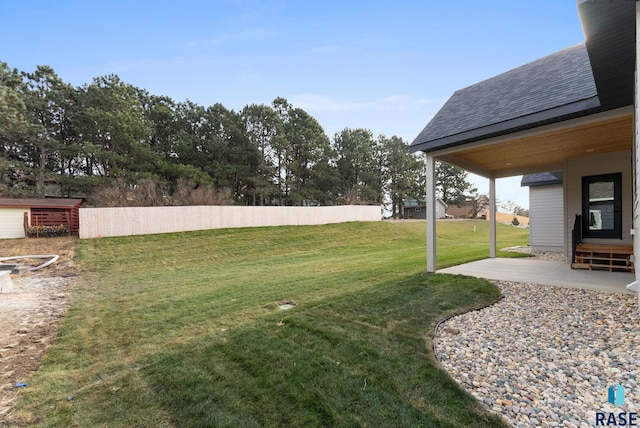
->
[521,172,564,252]
[403,198,447,220]
[0,198,83,239]
[446,203,472,219]
[446,200,487,219]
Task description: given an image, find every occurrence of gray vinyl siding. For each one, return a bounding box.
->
[530,185,564,252]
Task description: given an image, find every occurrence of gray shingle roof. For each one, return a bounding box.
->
[411,44,599,152]
[520,171,563,187]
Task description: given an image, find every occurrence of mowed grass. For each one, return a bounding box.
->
[9,220,527,427]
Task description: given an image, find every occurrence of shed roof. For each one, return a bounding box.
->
[0,198,83,209]
[521,172,563,187]
[403,198,446,208]
[410,0,637,154]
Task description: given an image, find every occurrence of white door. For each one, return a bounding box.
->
[0,208,30,239]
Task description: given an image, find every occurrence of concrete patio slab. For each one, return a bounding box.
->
[437,258,636,294]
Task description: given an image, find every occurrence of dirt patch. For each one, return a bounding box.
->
[0,237,78,421]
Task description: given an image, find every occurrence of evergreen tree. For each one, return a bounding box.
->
[241,103,280,205]
[379,135,422,218]
[333,128,381,204]
[435,161,473,207]
[0,62,30,195]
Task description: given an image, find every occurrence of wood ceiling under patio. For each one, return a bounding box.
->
[437,113,633,178]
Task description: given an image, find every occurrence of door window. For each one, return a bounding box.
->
[581,173,622,239]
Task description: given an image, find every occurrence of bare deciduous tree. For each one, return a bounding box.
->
[469,192,490,218]
[172,178,232,206]
[87,177,232,207]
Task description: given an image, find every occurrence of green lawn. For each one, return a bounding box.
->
[9,220,527,427]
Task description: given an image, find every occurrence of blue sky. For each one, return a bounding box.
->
[1,1,586,208]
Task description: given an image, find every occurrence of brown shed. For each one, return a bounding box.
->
[0,198,83,239]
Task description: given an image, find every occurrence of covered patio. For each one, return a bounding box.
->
[409,1,639,305]
[438,258,635,295]
[413,2,640,425]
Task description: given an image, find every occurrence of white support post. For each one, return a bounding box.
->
[489,177,497,258]
[426,154,437,272]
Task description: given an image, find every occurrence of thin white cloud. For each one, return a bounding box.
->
[289,93,446,113]
[103,54,225,73]
[186,27,275,49]
[187,35,232,48]
[379,95,446,111]
[308,45,344,54]
[284,93,448,143]
[307,44,360,55]
[287,93,368,112]
[235,71,262,84]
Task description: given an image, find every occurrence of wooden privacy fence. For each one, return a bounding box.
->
[79,205,381,239]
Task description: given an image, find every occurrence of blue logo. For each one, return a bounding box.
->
[609,384,625,407]
[596,384,637,426]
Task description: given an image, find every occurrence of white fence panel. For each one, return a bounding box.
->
[79,205,381,239]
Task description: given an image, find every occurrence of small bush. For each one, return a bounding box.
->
[511,217,520,226]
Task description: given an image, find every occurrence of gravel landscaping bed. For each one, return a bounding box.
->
[434,278,639,428]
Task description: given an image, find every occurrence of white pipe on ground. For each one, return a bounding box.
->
[0,255,60,271]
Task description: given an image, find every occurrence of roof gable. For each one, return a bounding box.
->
[411,0,637,155]
[521,171,563,187]
[412,44,598,151]
[403,198,447,208]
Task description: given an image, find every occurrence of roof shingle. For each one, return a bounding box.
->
[411,44,598,151]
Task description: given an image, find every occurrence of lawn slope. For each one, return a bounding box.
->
[8,220,526,427]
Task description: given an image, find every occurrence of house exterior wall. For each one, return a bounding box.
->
[565,150,633,257]
[0,208,30,239]
[404,206,426,220]
[529,184,564,252]
[403,200,446,220]
[447,203,474,218]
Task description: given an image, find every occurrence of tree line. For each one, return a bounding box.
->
[1,62,433,215]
